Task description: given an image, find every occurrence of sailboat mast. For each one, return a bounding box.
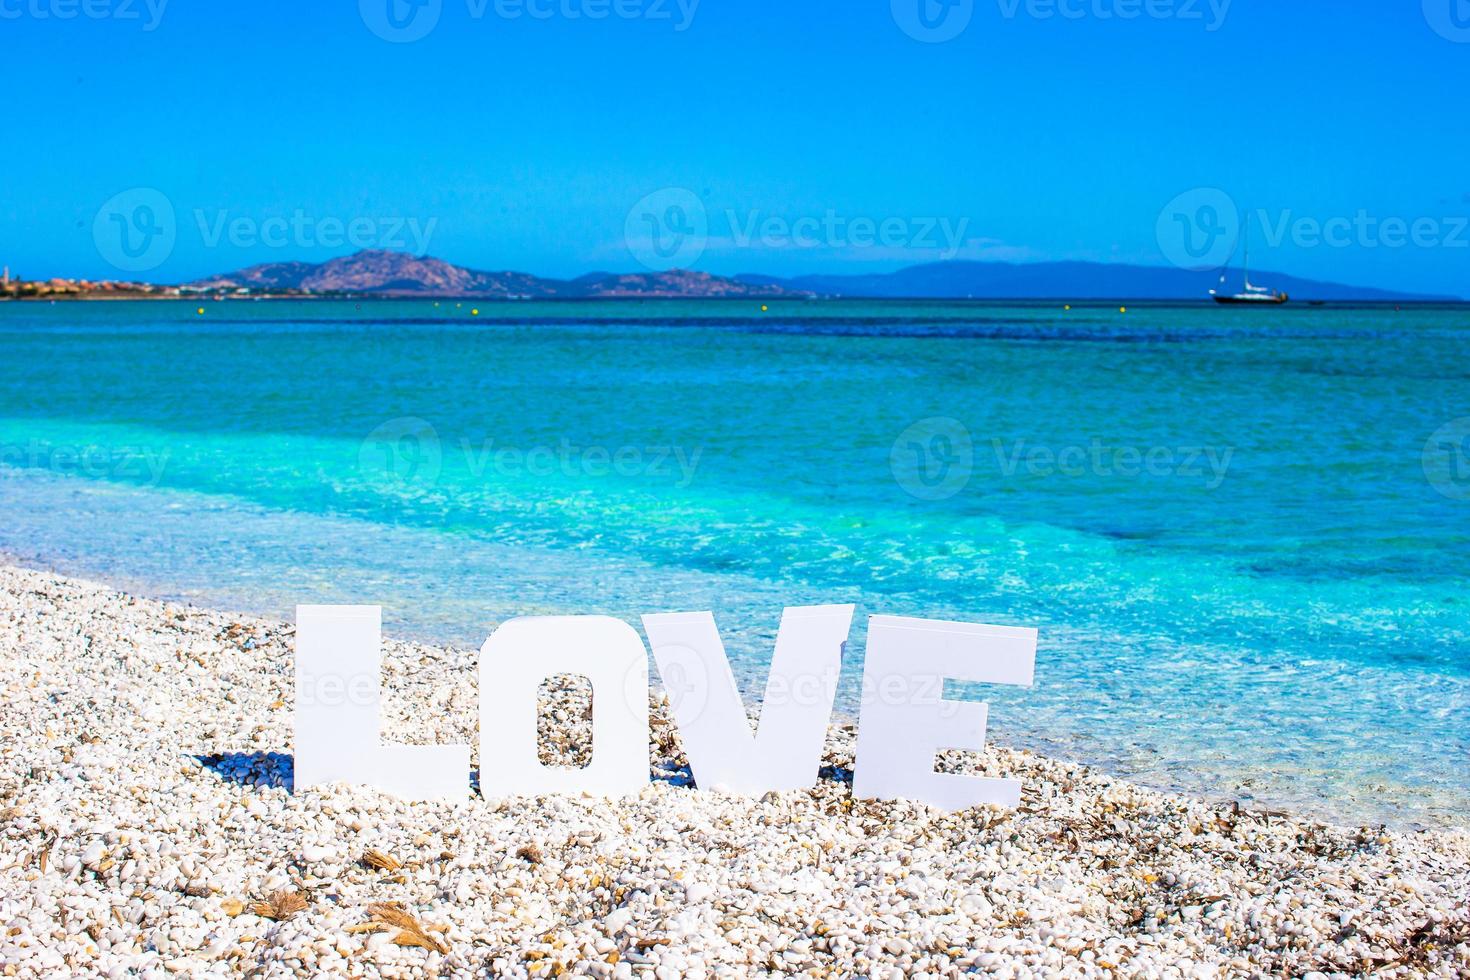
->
[1242,212,1251,289]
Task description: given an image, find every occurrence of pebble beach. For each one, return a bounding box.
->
[1,562,1467,979]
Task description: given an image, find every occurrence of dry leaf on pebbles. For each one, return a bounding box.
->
[351,903,450,954]
[361,848,403,872]
[249,889,308,921]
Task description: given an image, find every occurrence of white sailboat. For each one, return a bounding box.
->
[1210,219,1288,305]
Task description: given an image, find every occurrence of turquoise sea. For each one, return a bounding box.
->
[1,298,1466,828]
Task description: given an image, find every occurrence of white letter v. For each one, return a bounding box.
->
[642,604,854,795]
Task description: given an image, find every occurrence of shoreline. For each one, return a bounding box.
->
[1,532,1458,834]
[6,294,1470,308]
[1,562,1467,977]
[4,535,1449,835]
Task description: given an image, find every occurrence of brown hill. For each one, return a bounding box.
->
[188,250,798,299]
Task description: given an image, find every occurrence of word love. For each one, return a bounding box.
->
[295,605,1037,812]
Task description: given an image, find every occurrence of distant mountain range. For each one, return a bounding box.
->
[738,261,1456,302]
[185,249,1454,302]
[188,250,792,299]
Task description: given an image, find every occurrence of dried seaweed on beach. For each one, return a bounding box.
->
[364,902,449,954]
[250,889,308,921]
[361,848,403,872]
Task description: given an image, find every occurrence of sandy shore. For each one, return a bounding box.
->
[0,563,1466,978]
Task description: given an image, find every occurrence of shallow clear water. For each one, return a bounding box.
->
[1,298,1467,828]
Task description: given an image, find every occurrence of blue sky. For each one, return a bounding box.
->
[2,0,1467,295]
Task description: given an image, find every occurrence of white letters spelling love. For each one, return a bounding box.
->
[295,605,1037,811]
